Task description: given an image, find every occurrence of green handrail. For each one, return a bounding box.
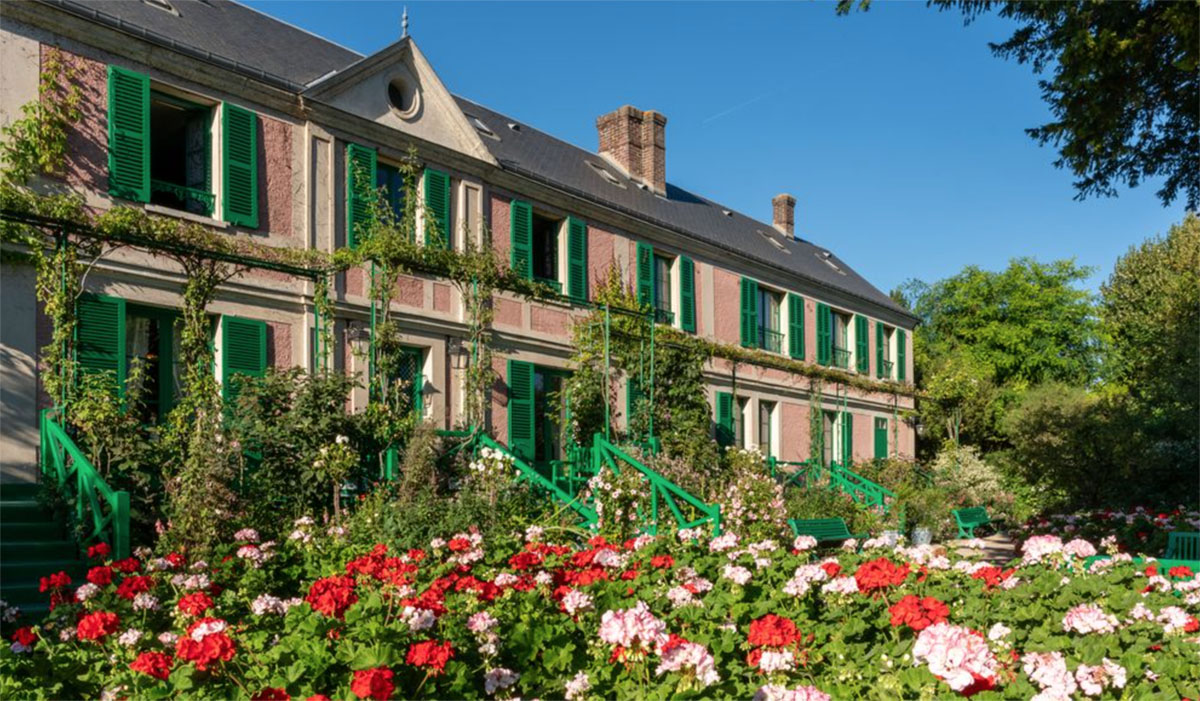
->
[827,461,897,514]
[39,409,130,559]
[475,435,599,527]
[593,434,721,536]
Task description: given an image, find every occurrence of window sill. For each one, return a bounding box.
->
[144,204,229,229]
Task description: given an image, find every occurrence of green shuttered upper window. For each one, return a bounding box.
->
[346,143,377,249]
[424,168,451,248]
[221,316,267,404]
[107,65,258,227]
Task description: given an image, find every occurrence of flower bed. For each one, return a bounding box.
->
[2,523,1199,699]
[1016,507,1200,557]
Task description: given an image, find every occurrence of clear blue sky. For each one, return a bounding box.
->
[246,0,1187,294]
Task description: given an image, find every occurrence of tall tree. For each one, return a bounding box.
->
[1100,213,1199,466]
[839,0,1200,208]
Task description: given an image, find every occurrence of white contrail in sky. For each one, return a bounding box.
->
[701,89,781,125]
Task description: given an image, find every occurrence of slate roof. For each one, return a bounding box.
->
[32,0,912,320]
[456,97,912,319]
[37,0,361,88]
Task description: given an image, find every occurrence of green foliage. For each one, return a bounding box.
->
[901,257,1098,455]
[783,484,884,536]
[841,0,1200,208]
[717,448,788,540]
[1100,213,1200,476]
[0,47,81,186]
[227,368,360,530]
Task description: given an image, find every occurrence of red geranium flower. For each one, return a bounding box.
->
[820,561,842,578]
[650,555,675,569]
[1168,565,1194,578]
[10,627,36,649]
[888,595,950,631]
[130,651,173,680]
[307,696,332,701]
[748,614,800,648]
[176,629,236,671]
[252,688,290,700]
[77,610,120,641]
[406,640,454,676]
[86,566,113,587]
[970,566,1016,590]
[854,557,910,595]
[305,575,358,619]
[38,571,72,592]
[351,667,395,700]
[112,557,141,574]
[87,542,111,559]
[446,537,471,552]
[178,591,214,617]
[508,551,543,571]
[407,549,426,562]
[116,575,154,600]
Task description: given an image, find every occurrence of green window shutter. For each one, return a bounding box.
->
[678,256,696,333]
[815,303,832,365]
[506,359,535,462]
[841,411,854,467]
[345,143,377,249]
[875,321,886,379]
[897,329,907,382]
[715,391,734,447]
[221,316,267,404]
[874,417,888,460]
[221,102,259,228]
[566,216,588,303]
[509,200,533,279]
[855,315,869,373]
[636,242,653,307]
[106,65,150,203]
[740,277,759,348]
[787,293,805,359]
[424,168,451,247]
[76,294,127,396]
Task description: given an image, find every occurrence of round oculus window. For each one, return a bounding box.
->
[387,77,419,118]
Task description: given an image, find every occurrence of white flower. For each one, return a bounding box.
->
[722,564,752,586]
[524,525,544,542]
[564,671,591,700]
[233,528,260,543]
[251,594,286,616]
[987,623,1011,641]
[484,668,519,695]
[157,632,178,646]
[562,589,594,616]
[468,611,499,633]
[757,649,796,673]
[709,533,739,553]
[75,583,101,602]
[402,606,436,631]
[117,629,142,647]
[792,535,818,552]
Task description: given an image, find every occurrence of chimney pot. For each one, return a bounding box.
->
[772,193,796,237]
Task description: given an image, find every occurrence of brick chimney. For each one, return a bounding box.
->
[772,193,796,237]
[597,105,667,196]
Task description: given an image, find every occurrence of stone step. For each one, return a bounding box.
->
[0,501,49,522]
[1,540,79,562]
[0,483,41,501]
[1,521,65,541]
[0,558,84,586]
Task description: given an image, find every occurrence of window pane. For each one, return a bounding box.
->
[654,255,672,313]
[532,214,559,282]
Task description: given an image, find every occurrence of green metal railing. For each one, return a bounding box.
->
[475,435,599,526]
[39,409,130,559]
[758,327,784,354]
[593,434,721,535]
[654,307,675,325]
[150,179,215,216]
[878,359,894,378]
[827,461,897,514]
[832,348,852,369]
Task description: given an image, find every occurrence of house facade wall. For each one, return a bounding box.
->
[0,8,917,483]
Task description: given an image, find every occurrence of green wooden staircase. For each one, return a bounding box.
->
[0,483,84,617]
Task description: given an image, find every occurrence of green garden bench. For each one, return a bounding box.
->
[1164,532,1199,561]
[788,518,868,544]
[952,506,1004,539]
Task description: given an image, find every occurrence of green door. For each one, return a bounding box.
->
[874,417,888,460]
[534,366,571,467]
[125,304,182,423]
